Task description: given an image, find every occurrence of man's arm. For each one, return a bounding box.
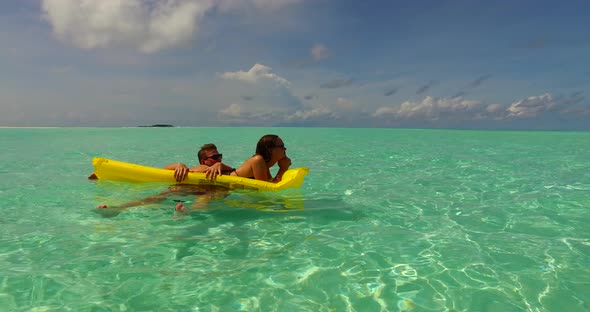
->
[163,163,187,170]
[164,163,190,182]
[191,162,235,180]
[188,164,210,173]
[97,188,175,215]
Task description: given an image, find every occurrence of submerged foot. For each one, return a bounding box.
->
[93,204,124,218]
[175,202,188,214]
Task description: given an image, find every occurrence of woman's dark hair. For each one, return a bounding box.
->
[255,134,279,162]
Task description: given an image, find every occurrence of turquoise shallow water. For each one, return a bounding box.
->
[1,127,589,311]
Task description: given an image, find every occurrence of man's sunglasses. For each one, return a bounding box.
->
[206,154,223,160]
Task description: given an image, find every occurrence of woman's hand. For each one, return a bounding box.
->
[174,165,190,182]
[278,156,291,170]
[205,162,223,180]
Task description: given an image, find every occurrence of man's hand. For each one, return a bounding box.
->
[205,162,223,180]
[174,165,190,182]
[278,156,291,170]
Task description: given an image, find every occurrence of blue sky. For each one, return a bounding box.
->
[1,0,589,129]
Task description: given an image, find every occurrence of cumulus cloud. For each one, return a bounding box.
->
[218,63,304,115]
[283,97,366,124]
[41,0,211,53]
[506,92,590,118]
[486,103,504,113]
[373,106,397,117]
[286,106,336,121]
[220,63,290,86]
[219,103,242,117]
[372,92,590,124]
[373,96,482,120]
[41,0,304,53]
[506,93,555,118]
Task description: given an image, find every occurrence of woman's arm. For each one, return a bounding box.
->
[272,157,291,182]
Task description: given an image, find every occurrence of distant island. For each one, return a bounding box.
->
[138,124,174,127]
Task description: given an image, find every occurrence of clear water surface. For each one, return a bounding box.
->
[0,127,589,311]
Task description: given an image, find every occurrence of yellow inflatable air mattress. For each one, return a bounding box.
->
[92,157,309,192]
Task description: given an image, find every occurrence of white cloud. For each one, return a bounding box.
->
[373,96,482,120]
[219,103,242,117]
[218,64,303,116]
[372,92,590,124]
[220,63,290,86]
[486,103,504,113]
[41,0,212,53]
[41,0,305,53]
[311,43,330,61]
[142,1,211,53]
[373,106,398,117]
[506,93,554,118]
[287,106,335,121]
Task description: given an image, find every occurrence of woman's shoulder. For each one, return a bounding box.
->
[246,154,266,167]
[242,154,263,162]
[240,154,264,166]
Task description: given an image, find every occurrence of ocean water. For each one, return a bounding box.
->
[0,127,589,311]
